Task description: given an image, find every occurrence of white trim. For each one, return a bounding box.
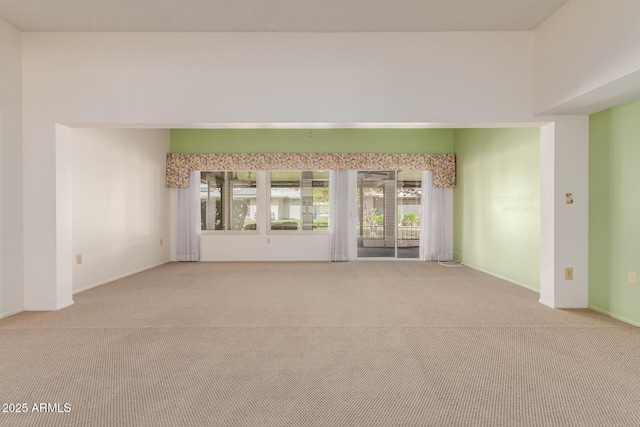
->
[0,307,25,319]
[27,300,74,311]
[57,300,74,310]
[462,262,540,294]
[268,230,330,235]
[73,260,170,294]
[201,230,259,235]
[539,298,587,309]
[538,298,555,308]
[64,122,551,130]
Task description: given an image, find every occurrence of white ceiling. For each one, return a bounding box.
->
[0,0,569,32]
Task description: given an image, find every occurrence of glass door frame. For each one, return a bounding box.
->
[356,170,422,261]
[356,170,398,260]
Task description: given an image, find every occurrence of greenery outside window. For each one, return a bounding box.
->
[201,171,257,231]
[269,171,329,231]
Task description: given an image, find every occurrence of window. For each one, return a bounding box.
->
[200,171,257,231]
[269,171,329,231]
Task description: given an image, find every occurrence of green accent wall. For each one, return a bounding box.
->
[172,127,543,292]
[171,129,454,153]
[453,128,540,291]
[589,98,640,326]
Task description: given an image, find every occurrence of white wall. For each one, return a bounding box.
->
[16,30,598,311]
[532,0,640,308]
[534,0,640,115]
[0,19,23,318]
[21,31,538,310]
[201,235,330,261]
[22,32,535,125]
[539,117,589,308]
[71,128,170,293]
[7,5,640,315]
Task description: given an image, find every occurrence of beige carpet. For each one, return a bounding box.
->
[1,262,639,426]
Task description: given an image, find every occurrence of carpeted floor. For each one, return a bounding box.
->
[1,261,639,426]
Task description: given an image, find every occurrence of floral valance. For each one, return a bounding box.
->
[166,152,456,188]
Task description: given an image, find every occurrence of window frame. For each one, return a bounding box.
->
[267,170,330,235]
[200,170,259,235]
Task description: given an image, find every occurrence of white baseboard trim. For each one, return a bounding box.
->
[589,305,640,327]
[538,298,554,308]
[0,307,25,319]
[25,300,75,311]
[57,300,75,310]
[461,263,540,293]
[545,303,589,309]
[73,260,171,294]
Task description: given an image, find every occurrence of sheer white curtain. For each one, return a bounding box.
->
[329,170,356,261]
[419,171,454,261]
[176,170,201,261]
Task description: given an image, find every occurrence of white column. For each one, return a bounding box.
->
[55,125,74,309]
[539,116,589,308]
[257,170,269,234]
[0,20,24,318]
[23,124,74,310]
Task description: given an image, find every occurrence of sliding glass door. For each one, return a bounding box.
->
[357,171,396,258]
[396,170,422,259]
[356,170,422,259]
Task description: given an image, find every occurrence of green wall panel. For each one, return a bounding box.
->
[171,129,454,153]
[589,98,640,326]
[172,127,545,294]
[453,128,540,291]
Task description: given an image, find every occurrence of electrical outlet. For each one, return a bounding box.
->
[76,254,82,265]
[629,272,637,285]
[564,267,573,280]
[267,238,271,244]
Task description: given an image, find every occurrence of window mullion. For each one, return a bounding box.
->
[224,171,230,231]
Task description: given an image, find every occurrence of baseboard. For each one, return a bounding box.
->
[25,300,75,311]
[0,307,24,319]
[462,263,539,293]
[589,305,640,327]
[57,300,75,310]
[73,260,170,294]
[538,298,554,308]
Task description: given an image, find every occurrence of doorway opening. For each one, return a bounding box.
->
[356,170,422,259]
